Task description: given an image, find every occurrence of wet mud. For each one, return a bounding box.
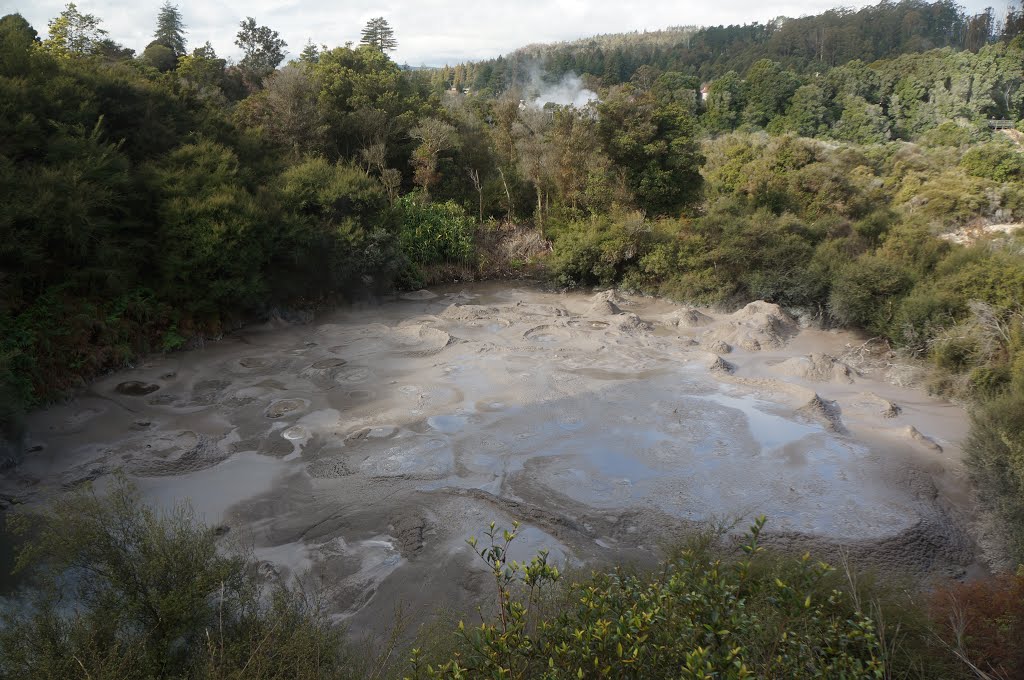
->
[4,284,981,635]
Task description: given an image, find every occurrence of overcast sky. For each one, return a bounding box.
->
[3,0,1011,66]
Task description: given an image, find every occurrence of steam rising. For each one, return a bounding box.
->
[528,72,598,109]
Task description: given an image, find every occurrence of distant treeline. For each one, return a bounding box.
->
[434,0,1024,92]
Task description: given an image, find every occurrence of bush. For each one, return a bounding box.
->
[547,209,655,288]
[0,478,357,679]
[274,157,394,297]
[410,518,913,679]
[396,194,475,268]
[960,139,1024,183]
[965,391,1024,561]
[828,255,912,333]
[930,573,1024,678]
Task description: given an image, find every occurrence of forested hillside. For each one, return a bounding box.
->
[437,0,1023,91]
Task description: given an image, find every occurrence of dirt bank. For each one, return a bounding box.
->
[2,284,981,635]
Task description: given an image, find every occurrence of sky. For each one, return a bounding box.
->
[2,0,1012,67]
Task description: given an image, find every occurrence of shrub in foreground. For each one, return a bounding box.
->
[965,389,1024,561]
[0,478,356,680]
[409,518,903,679]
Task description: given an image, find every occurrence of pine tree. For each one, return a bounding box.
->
[154,1,186,57]
[298,39,319,64]
[360,17,397,52]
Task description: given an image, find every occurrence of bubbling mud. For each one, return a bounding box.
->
[5,284,980,637]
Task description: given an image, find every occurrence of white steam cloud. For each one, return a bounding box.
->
[528,72,599,109]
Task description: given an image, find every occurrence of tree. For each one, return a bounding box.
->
[140,40,176,71]
[42,2,107,57]
[0,478,351,677]
[176,42,226,98]
[743,59,799,128]
[778,84,830,137]
[831,95,891,144]
[0,13,40,73]
[704,71,744,133]
[92,38,134,61]
[410,117,459,198]
[235,17,287,83]
[597,85,704,215]
[299,38,320,64]
[234,65,326,158]
[153,1,186,57]
[360,17,397,52]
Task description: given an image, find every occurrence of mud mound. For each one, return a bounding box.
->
[796,394,846,433]
[588,299,621,316]
[904,426,942,452]
[774,353,856,384]
[663,307,713,328]
[400,289,438,301]
[591,289,628,306]
[767,510,974,576]
[705,301,797,351]
[389,324,452,356]
[115,381,160,396]
[512,302,569,318]
[853,393,902,418]
[707,355,736,374]
[128,431,229,477]
[336,367,372,384]
[701,339,732,354]
[300,357,350,387]
[616,313,653,334]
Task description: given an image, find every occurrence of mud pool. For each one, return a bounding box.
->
[4,284,980,634]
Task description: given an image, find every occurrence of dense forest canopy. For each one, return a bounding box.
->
[435,0,1024,92]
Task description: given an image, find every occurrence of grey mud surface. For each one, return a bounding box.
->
[5,284,981,635]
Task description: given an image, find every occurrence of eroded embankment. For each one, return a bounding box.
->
[2,284,980,634]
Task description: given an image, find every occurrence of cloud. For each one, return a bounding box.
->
[4,0,1009,66]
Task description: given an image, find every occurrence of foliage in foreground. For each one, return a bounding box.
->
[0,478,357,680]
[409,519,910,679]
[3,485,1023,679]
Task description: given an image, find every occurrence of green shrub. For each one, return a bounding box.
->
[891,286,966,354]
[547,210,655,288]
[828,255,912,333]
[409,518,916,679]
[396,194,475,268]
[0,477,357,679]
[965,390,1024,561]
[960,139,1024,183]
[274,157,394,297]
